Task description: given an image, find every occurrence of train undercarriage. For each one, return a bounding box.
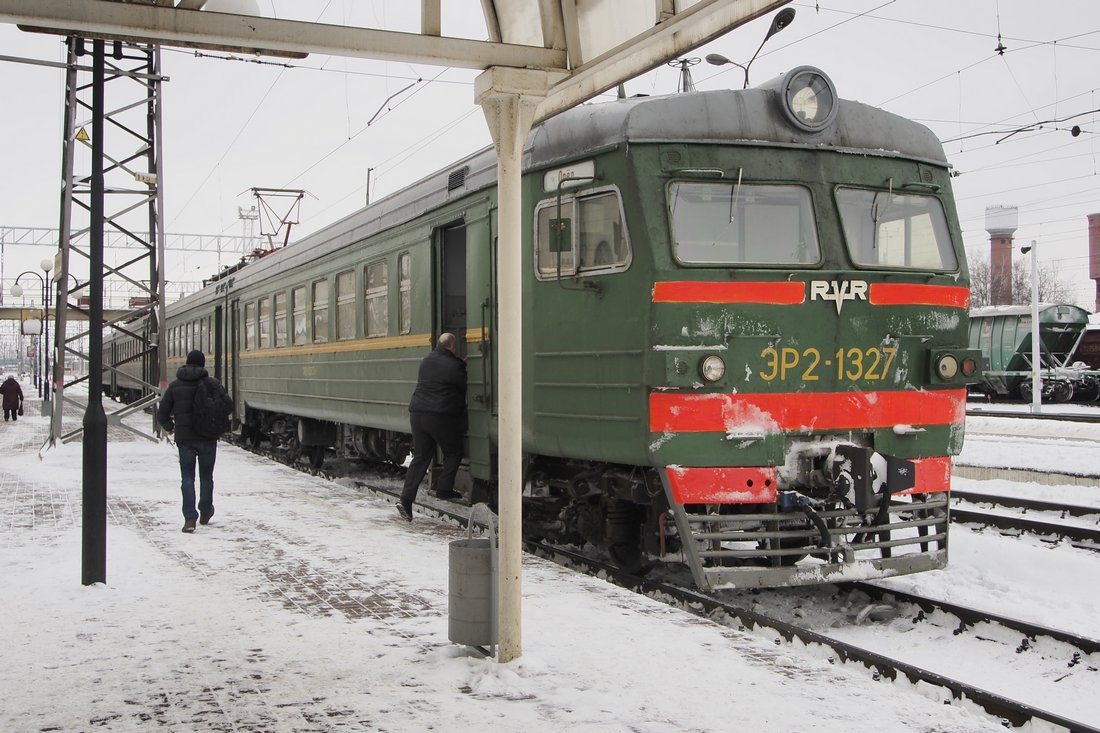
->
[236,406,948,588]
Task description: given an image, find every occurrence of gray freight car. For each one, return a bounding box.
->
[969,304,1098,402]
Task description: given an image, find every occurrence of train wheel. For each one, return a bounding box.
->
[608,541,646,575]
[308,445,325,469]
[1050,380,1073,403]
[1018,380,1036,402]
[1074,379,1100,402]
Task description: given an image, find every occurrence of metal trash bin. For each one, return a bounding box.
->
[448,503,498,651]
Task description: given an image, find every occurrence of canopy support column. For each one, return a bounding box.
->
[475,66,561,664]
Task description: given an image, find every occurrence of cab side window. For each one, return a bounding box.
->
[535,188,629,279]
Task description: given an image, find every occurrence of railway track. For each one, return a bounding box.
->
[951,490,1100,549]
[531,541,1100,733]
[953,489,1100,518]
[332,470,1100,733]
[966,408,1100,423]
[847,580,1100,656]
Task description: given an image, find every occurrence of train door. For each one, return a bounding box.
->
[213,305,224,383]
[440,224,467,356]
[439,215,497,494]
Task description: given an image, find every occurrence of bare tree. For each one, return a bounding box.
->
[969,257,992,307]
[967,254,1073,307]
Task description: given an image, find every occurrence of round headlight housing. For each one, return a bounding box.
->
[780,66,838,132]
[936,354,959,380]
[700,355,726,382]
[961,357,977,377]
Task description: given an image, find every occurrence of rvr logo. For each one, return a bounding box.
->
[810,280,868,314]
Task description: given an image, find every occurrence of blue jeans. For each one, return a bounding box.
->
[177,440,217,521]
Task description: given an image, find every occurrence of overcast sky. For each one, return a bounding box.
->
[1,0,1099,307]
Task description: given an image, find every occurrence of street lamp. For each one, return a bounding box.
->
[705,8,795,88]
[10,258,54,410]
[1021,240,1041,414]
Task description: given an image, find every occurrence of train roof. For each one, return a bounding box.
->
[171,67,948,313]
[527,72,949,169]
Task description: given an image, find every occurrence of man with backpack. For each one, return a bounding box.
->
[157,349,234,533]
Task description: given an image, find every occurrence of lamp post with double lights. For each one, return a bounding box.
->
[10,258,54,412]
[705,8,796,89]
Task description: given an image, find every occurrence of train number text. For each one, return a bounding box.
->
[758,346,897,382]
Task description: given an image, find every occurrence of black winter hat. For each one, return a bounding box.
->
[186,350,206,367]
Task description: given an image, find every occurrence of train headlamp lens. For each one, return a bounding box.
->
[780,67,838,132]
[961,358,977,377]
[936,354,959,379]
[700,355,726,382]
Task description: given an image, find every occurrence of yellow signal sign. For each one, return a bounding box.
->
[75,127,90,142]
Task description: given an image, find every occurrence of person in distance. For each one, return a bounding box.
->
[1,374,24,421]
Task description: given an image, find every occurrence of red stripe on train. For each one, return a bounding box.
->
[649,389,966,433]
[652,281,805,304]
[869,283,970,309]
[665,456,951,505]
[666,466,779,504]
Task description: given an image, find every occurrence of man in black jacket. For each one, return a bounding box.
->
[398,332,467,521]
[157,349,219,533]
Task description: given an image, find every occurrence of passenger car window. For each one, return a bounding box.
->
[244,303,255,351]
[274,291,288,347]
[398,253,411,335]
[336,270,356,341]
[669,182,820,265]
[291,286,306,345]
[312,279,329,344]
[258,297,271,348]
[365,261,388,337]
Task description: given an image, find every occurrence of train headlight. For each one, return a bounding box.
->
[700,355,726,382]
[779,67,838,132]
[961,357,977,377]
[935,354,959,379]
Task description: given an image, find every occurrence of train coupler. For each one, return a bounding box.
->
[829,444,916,513]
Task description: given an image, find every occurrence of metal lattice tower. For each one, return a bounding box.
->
[51,38,167,446]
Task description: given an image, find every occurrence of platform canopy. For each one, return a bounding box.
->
[0,0,789,123]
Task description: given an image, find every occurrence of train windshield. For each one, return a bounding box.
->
[668,182,819,265]
[836,187,958,271]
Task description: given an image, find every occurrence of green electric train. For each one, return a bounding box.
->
[106,66,981,589]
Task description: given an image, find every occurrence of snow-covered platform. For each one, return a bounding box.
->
[1,397,1004,732]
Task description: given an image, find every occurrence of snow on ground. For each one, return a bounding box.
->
[1,399,1097,731]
